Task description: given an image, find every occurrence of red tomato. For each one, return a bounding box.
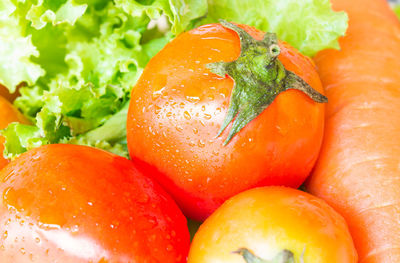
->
[188,186,358,263]
[0,144,190,262]
[127,22,325,220]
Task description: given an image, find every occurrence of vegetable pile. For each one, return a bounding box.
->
[0,0,346,159]
[0,0,399,262]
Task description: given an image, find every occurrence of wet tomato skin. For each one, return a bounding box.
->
[0,144,190,262]
[188,187,358,263]
[127,23,325,221]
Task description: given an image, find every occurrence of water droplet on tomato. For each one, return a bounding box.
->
[3,187,34,211]
[71,225,79,233]
[154,105,162,115]
[152,87,166,100]
[166,244,173,251]
[204,113,212,120]
[2,230,7,239]
[38,222,61,231]
[186,96,200,103]
[198,140,205,148]
[2,170,15,183]
[184,111,191,120]
[276,125,288,136]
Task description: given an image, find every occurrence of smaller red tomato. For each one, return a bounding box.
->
[188,186,357,263]
[0,144,190,262]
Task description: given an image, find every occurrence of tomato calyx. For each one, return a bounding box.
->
[233,248,301,263]
[207,20,327,145]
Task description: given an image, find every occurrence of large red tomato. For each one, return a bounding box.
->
[0,144,190,262]
[0,84,19,102]
[127,22,326,220]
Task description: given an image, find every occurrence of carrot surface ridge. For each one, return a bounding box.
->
[307,0,400,262]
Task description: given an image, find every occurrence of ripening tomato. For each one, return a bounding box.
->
[0,95,28,169]
[127,21,326,220]
[188,186,358,263]
[0,144,190,262]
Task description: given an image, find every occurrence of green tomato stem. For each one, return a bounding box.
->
[207,20,327,145]
[233,248,296,263]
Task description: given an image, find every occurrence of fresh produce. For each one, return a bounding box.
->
[306,0,400,262]
[127,21,327,220]
[0,0,347,160]
[0,96,28,169]
[188,187,357,263]
[0,144,190,262]
[0,0,357,261]
[0,85,18,102]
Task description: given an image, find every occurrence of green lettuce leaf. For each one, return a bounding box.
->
[394,5,400,20]
[26,0,88,30]
[116,0,207,34]
[200,0,348,56]
[1,123,46,160]
[1,0,205,159]
[0,1,45,91]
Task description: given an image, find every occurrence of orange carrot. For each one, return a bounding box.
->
[307,0,400,262]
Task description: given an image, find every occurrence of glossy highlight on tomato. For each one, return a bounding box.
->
[127,23,326,220]
[188,186,358,263]
[0,144,190,262]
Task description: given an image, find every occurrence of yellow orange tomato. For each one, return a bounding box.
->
[188,186,357,263]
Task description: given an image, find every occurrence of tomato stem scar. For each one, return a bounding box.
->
[207,20,327,145]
